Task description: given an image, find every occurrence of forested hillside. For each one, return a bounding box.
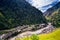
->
[47,9,60,27]
[45,2,60,27]
[0,0,46,30]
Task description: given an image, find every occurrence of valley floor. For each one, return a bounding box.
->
[16,28,60,40]
[9,25,54,40]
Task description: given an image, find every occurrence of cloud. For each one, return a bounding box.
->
[41,0,59,12]
[26,0,59,12]
[27,0,54,7]
[59,0,60,1]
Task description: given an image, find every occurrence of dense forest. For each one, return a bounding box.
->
[0,0,46,30]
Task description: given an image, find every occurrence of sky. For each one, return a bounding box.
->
[26,0,60,12]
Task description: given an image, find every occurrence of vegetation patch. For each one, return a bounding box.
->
[15,28,60,40]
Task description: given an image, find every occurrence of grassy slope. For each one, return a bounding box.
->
[39,28,60,40]
[16,28,60,40]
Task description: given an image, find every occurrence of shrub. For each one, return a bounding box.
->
[30,34,39,40]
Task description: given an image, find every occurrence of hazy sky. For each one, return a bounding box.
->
[26,0,60,12]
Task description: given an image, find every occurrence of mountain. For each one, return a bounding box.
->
[44,2,60,27]
[44,2,60,16]
[0,0,46,30]
[50,8,60,27]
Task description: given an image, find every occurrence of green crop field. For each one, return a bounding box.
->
[16,28,60,40]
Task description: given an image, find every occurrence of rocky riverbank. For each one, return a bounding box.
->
[9,23,55,40]
[0,23,55,40]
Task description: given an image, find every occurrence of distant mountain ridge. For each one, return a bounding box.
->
[44,2,60,27]
[0,0,46,30]
[44,2,60,16]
